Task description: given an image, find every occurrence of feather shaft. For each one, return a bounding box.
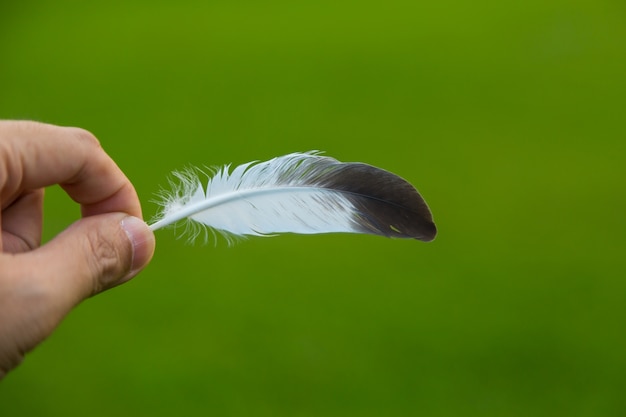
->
[149,186,344,232]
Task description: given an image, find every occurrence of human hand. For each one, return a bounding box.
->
[0,121,155,378]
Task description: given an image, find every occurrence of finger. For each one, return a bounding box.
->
[0,121,141,218]
[0,214,154,377]
[33,213,155,306]
[1,189,44,253]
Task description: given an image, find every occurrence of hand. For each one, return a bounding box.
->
[0,121,155,378]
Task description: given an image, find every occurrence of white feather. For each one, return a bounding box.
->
[150,151,437,243]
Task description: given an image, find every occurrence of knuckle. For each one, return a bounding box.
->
[70,127,102,150]
[83,227,131,294]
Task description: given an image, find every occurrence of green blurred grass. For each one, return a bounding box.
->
[1,1,625,416]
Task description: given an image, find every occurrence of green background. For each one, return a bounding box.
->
[1,1,625,416]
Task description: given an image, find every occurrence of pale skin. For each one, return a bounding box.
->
[0,121,155,379]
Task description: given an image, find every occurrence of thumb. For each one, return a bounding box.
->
[0,214,154,376]
[36,213,155,305]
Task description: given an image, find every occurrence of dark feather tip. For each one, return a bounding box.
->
[322,163,437,242]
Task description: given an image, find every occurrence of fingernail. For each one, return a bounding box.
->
[121,216,155,279]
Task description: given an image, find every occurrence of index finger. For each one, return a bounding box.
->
[0,121,142,218]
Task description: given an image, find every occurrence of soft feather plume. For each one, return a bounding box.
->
[150,151,436,243]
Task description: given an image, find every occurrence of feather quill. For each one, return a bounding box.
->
[150,152,436,242]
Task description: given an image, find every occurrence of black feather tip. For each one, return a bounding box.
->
[320,162,437,242]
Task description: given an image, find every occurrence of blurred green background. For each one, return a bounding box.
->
[1,0,625,416]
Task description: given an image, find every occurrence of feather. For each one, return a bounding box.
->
[149,151,436,243]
